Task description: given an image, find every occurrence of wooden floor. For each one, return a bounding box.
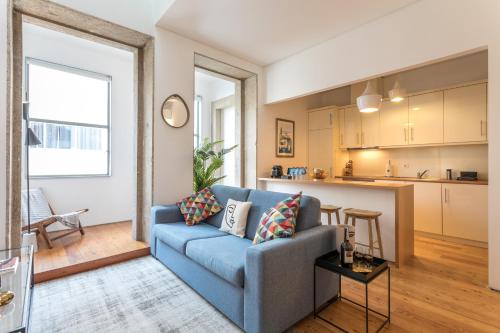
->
[291,235,500,333]
[34,221,149,282]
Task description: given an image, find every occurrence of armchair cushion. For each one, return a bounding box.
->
[186,235,252,287]
[153,222,227,254]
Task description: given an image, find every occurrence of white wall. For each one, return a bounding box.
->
[153,28,262,205]
[51,0,156,35]
[23,23,135,230]
[0,0,7,248]
[263,0,500,289]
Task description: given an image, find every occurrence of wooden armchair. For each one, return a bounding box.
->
[22,188,88,249]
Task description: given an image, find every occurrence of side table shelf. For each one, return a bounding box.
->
[313,250,390,333]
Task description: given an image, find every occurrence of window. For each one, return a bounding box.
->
[26,58,111,177]
[194,95,202,148]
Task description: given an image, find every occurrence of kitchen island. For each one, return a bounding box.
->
[258,177,414,266]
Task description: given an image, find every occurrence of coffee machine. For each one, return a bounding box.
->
[271,165,283,178]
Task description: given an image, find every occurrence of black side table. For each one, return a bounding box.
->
[313,250,390,333]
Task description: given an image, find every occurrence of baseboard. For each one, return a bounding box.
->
[415,231,488,248]
[34,247,151,283]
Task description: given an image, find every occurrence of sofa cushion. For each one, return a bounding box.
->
[205,185,251,228]
[253,192,302,244]
[177,187,223,226]
[186,235,252,287]
[153,222,227,254]
[245,189,321,239]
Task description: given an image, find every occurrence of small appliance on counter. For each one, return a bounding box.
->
[446,169,453,180]
[287,167,307,179]
[457,171,478,181]
[271,165,283,178]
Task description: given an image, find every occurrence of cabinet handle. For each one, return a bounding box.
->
[361,132,365,145]
[356,133,360,144]
[404,128,407,142]
[340,133,343,146]
[329,113,332,126]
[411,128,414,142]
[444,188,449,203]
[480,120,483,136]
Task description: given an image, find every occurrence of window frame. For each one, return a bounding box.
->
[25,57,112,179]
[194,94,202,148]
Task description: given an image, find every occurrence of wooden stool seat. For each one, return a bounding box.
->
[320,204,342,225]
[343,208,382,219]
[343,208,384,259]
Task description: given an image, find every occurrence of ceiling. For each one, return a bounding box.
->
[157,0,419,66]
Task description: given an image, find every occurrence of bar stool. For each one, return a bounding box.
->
[320,204,342,225]
[343,208,384,258]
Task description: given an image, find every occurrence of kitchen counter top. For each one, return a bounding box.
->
[336,175,488,185]
[258,177,413,190]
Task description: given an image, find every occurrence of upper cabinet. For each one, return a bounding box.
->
[361,111,380,148]
[379,100,409,146]
[337,81,487,150]
[444,83,487,143]
[408,91,444,145]
[308,108,333,130]
[342,106,362,148]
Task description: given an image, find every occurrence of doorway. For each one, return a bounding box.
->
[7,1,154,281]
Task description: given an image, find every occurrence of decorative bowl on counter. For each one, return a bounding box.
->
[310,168,328,180]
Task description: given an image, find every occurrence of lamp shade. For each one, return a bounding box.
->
[26,128,41,146]
[389,80,406,102]
[357,80,382,113]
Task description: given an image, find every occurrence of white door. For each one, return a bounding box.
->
[309,109,333,130]
[343,106,362,148]
[409,182,443,234]
[408,91,444,145]
[361,111,380,148]
[442,184,488,242]
[308,128,333,176]
[444,83,487,143]
[379,100,409,147]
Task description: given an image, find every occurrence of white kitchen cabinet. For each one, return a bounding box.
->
[361,111,380,148]
[444,83,487,143]
[343,106,362,148]
[408,91,444,145]
[408,182,443,234]
[442,184,488,242]
[379,100,409,147]
[308,108,333,130]
[308,128,333,176]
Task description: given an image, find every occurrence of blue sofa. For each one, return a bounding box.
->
[150,185,338,333]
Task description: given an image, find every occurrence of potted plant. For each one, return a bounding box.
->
[193,139,237,192]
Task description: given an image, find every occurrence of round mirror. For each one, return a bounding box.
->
[161,94,189,128]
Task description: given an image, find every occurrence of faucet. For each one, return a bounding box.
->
[417,169,429,179]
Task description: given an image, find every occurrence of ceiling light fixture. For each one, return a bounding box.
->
[357,80,382,113]
[389,79,406,103]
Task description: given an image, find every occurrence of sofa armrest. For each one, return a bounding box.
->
[151,204,183,225]
[150,205,183,256]
[244,226,338,333]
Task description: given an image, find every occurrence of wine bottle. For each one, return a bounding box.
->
[341,227,354,268]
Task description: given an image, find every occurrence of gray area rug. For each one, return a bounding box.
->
[31,256,241,333]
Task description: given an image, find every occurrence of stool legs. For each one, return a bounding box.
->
[335,210,341,225]
[375,217,384,258]
[327,213,332,226]
[344,214,349,225]
[367,218,374,256]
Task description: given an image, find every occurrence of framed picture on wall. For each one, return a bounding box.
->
[276,118,295,157]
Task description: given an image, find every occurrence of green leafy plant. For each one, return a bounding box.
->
[193,139,237,192]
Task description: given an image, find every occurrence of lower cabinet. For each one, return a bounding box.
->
[408,182,443,234]
[442,184,488,242]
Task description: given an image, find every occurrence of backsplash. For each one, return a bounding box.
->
[347,144,488,180]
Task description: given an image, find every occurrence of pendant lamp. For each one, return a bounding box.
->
[357,80,382,113]
[389,79,406,102]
